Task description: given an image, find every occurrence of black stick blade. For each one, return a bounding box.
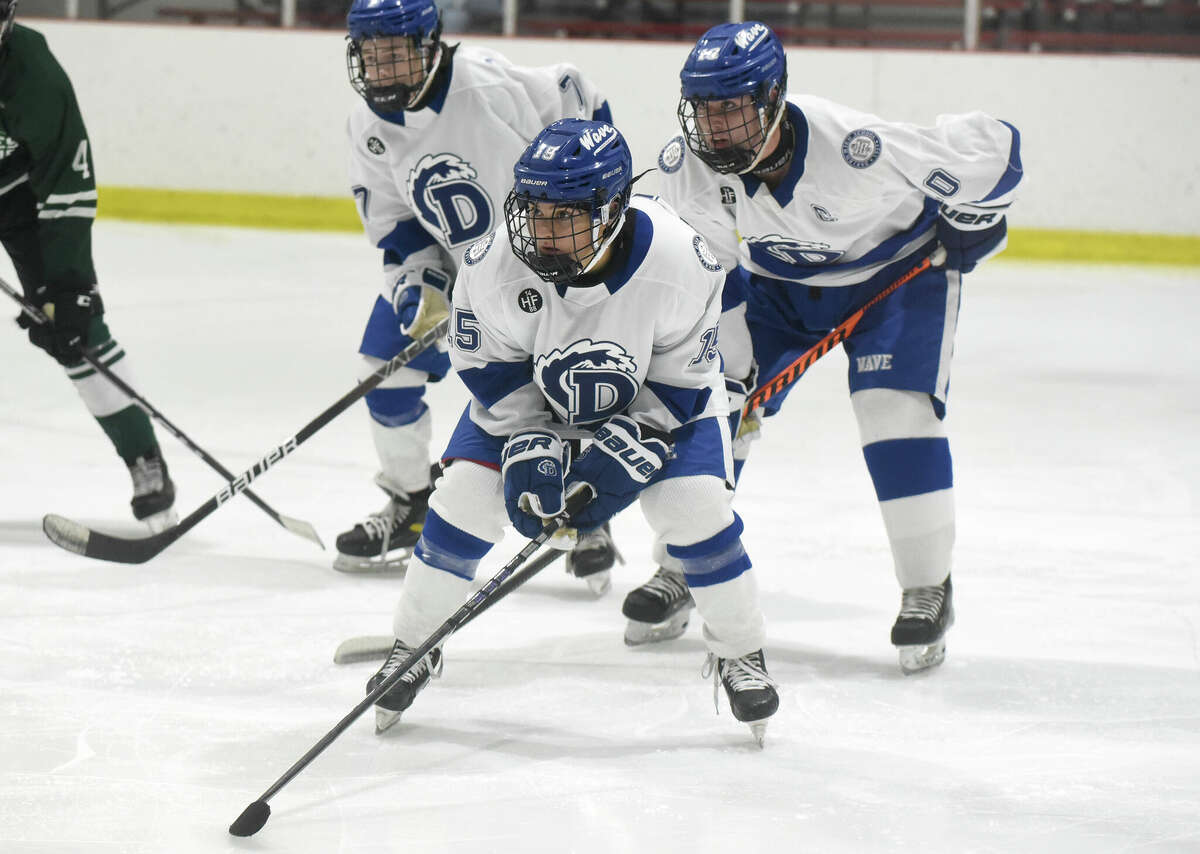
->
[42,513,178,564]
[229,800,271,837]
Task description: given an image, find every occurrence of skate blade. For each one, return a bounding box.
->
[748,721,768,749]
[333,635,394,665]
[583,570,611,597]
[333,549,412,574]
[141,507,178,534]
[623,611,691,646]
[375,708,403,734]
[897,639,947,674]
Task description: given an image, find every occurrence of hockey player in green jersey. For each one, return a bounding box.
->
[0,3,176,531]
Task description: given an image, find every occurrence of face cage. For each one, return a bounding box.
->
[677,92,778,175]
[503,192,624,285]
[346,33,438,112]
[0,2,15,48]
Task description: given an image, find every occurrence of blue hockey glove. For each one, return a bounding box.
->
[501,429,569,539]
[17,285,101,366]
[565,415,672,530]
[390,266,451,337]
[936,212,1008,274]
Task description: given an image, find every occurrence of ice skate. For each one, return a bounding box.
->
[703,649,779,747]
[334,476,431,573]
[891,575,955,674]
[564,522,622,596]
[128,450,177,533]
[622,566,694,645]
[366,639,442,733]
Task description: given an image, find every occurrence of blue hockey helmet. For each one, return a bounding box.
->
[504,119,634,284]
[346,0,444,113]
[677,21,789,174]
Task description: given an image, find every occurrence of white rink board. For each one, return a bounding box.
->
[24,18,1200,236]
[1,223,1198,852]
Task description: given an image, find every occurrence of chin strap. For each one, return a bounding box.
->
[737,96,788,175]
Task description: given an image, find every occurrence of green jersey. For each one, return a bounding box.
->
[0,23,97,294]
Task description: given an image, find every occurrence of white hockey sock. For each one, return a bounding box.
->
[392,556,473,647]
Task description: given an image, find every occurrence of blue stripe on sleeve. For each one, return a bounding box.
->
[644,380,712,426]
[980,121,1024,203]
[378,218,438,265]
[667,514,753,588]
[861,436,953,502]
[457,358,535,409]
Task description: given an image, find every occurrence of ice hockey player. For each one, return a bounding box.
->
[366,119,779,744]
[633,21,1022,673]
[0,3,176,531]
[335,0,622,590]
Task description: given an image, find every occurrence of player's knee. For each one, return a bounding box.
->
[851,387,946,446]
[641,475,734,546]
[427,461,507,544]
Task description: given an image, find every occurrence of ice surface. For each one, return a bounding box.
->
[1,222,1198,852]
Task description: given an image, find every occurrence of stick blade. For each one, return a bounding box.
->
[333,635,394,665]
[42,513,172,564]
[278,514,325,549]
[229,800,271,837]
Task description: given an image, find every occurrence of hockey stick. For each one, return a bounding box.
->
[332,547,569,664]
[743,245,947,415]
[229,485,593,838]
[41,314,451,564]
[1,276,322,547]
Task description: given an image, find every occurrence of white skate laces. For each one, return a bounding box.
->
[702,651,777,715]
[642,567,690,603]
[381,642,443,685]
[897,585,946,622]
[129,455,166,496]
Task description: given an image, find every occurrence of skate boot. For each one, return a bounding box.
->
[891,574,955,674]
[621,566,694,646]
[366,639,443,734]
[703,649,779,747]
[334,476,431,573]
[127,450,177,533]
[564,522,622,596]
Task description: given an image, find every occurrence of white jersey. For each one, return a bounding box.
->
[657,94,1023,288]
[347,45,609,297]
[448,196,729,442]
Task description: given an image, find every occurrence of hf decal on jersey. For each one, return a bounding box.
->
[366,136,387,156]
[841,129,882,169]
[693,235,722,272]
[0,132,18,160]
[536,339,640,424]
[518,288,543,313]
[463,231,495,266]
[408,153,495,248]
[659,136,685,174]
[720,186,737,206]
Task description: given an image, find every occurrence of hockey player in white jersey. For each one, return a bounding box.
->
[336,0,621,590]
[634,22,1023,673]
[366,119,778,744]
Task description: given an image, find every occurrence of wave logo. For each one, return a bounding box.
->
[746,234,844,265]
[536,339,640,424]
[408,153,494,248]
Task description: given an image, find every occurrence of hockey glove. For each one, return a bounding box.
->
[564,415,672,530]
[391,267,452,339]
[501,429,569,539]
[17,285,101,366]
[936,211,1008,274]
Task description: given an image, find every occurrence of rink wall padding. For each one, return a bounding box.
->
[28,18,1200,263]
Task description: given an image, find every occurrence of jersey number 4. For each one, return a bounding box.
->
[72,140,91,181]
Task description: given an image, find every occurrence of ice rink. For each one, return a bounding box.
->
[1,221,1198,853]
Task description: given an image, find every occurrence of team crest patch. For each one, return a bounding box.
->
[366,136,386,156]
[658,136,685,174]
[693,235,722,272]
[720,186,737,206]
[463,231,495,266]
[841,129,881,169]
[518,288,543,313]
[0,133,17,160]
